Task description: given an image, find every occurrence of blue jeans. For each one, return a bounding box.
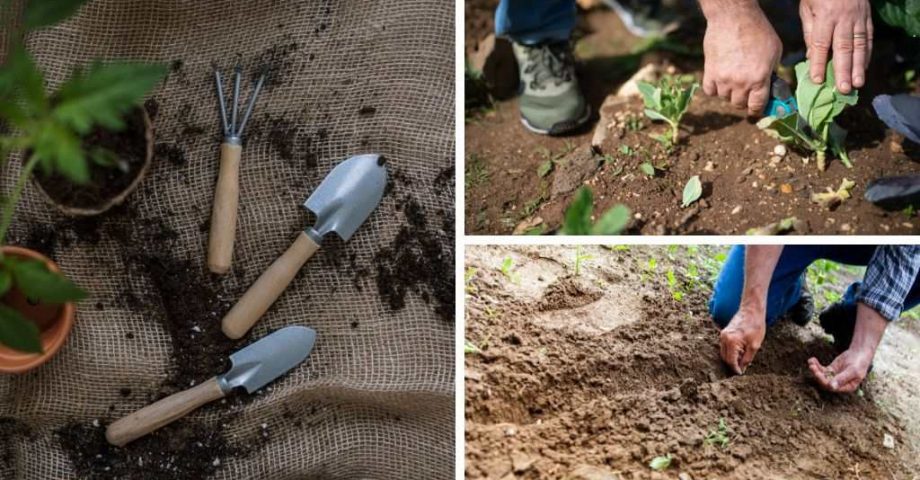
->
[709,246,920,328]
[495,0,577,45]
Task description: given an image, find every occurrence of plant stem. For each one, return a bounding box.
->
[671,124,679,144]
[0,153,40,248]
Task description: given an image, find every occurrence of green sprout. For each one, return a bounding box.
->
[638,74,699,144]
[705,417,731,448]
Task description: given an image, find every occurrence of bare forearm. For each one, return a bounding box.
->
[698,0,762,21]
[851,303,888,357]
[740,246,783,312]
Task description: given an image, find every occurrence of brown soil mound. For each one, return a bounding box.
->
[465,246,913,479]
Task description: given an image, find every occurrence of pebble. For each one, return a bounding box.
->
[703,161,715,171]
[213,458,221,467]
[92,419,100,428]
[742,166,754,176]
[773,144,787,157]
[731,206,742,215]
[883,433,895,449]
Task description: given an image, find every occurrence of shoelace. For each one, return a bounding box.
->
[523,43,574,91]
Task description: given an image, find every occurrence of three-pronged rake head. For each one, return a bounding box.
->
[214,65,267,145]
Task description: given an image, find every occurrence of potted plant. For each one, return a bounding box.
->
[0,0,164,371]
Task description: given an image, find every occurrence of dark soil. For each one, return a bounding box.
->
[465,246,915,479]
[464,7,920,235]
[35,108,149,210]
[374,196,455,322]
[56,420,236,480]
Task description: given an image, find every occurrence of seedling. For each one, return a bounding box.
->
[618,144,632,155]
[682,175,702,207]
[499,257,520,284]
[757,60,858,170]
[573,246,593,276]
[560,187,630,235]
[464,340,481,355]
[464,267,478,294]
[649,454,672,471]
[639,162,656,177]
[705,418,731,448]
[0,0,163,352]
[666,269,683,301]
[465,153,489,188]
[638,74,699,144]
[811,178,855,209]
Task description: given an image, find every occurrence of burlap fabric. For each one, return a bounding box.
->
[0,1,455,478]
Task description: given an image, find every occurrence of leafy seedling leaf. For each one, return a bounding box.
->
[23,0,92,30]
[640,162,655,177]
[682,175,702,207]
[561,187,594,235]
[8,258,87,303]
[537,159,554,178]
[0,304,42,353]
[591,204,630,235]
[649,454,672,471]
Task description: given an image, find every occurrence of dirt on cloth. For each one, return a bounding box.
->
[465,5,920,235]
[0,1,455,479]
[465,245,920,479]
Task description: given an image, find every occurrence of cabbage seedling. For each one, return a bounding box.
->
[638,75,699,144]
[649,454,672,471]
[757,60,857,171]
[560,187,630,235]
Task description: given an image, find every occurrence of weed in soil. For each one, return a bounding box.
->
[34,108,148,210]
[374,197,454,321]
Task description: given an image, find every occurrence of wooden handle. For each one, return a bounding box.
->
[221,231,320,339]
[208,143,242,274]
[106,377,225,447]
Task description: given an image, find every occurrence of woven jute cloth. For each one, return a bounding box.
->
[0,1,455,478]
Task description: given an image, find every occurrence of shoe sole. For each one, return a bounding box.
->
[520,105,592,136]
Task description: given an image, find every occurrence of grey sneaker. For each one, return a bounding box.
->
[601,0,678,38]
[512,41,590,136]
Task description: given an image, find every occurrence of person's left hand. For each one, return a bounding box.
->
[807,349,873,393]
[799,0,873,94]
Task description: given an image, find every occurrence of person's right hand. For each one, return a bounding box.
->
[719,306,767,375]
[702,1,782,115]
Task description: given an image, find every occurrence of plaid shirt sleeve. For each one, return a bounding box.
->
[857,246,920,322]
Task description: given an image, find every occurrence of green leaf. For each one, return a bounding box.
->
[828,123,852,167]
[876,0,920,36]
[8,259,87,303]
[643,108,671,124]
[561,187,594,235]
[649,454,672,471]
[0,269,12,297]
[537,159,554,178]
[53,62,166,135]
[682,175,702,207]
[0,46,47,117]
[0,304,42,353]
[637,81,660,110]
[639,162,655,177]
[23,0,91,30]
[591,204,630,235]
[31,120,88,183]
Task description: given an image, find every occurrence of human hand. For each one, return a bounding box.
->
[719,306,767,375]
[701,1,782,115]
[799,0,873,93]
[807,349,873,393]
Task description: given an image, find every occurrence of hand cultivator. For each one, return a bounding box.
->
[208,64,268,274]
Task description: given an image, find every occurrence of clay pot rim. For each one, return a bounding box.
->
[32,106,155,217]
[0,245,75,374]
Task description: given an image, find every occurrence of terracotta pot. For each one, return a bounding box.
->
[33,107,154,216]
[0,246,76,374]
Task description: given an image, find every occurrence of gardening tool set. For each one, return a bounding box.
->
[102,68,388,447]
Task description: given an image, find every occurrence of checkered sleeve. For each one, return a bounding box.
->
[857,246,920,322]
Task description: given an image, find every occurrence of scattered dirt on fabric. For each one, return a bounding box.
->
[0,417,33,476]
[358,106,377,116]
[34,108,148,210]
[252,42,299,89]
[433,166,455,189]
[465,246,914,479]
[55,420,235,479]
[247,113,318,170]
[374,196,454,321]
[154,143,187,166]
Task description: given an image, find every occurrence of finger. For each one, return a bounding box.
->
[867,16,874,67]
[739,341,757,373]
[730,344,744,375]
[748,84,769,116]
[800,2,814,59]
[808,357,833,390]
[716,83,731,101]
[833,22,854,93]
[852,22,869,88]
[730,87,749,110]
[703,71,717,97]
[829,364,863,392]
[809,19,834,84]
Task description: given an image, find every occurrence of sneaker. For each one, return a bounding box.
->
[600,0,679,38]
[512,41,590,136]
[787,283,815,327]
[818,301,857,353]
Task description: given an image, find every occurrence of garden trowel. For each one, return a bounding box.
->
[221,154,387,339]
[105,326,316,447]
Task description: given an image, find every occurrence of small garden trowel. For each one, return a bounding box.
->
[105,326,316,447]
[221,154,387,339]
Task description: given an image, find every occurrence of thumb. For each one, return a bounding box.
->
[739,341,758,374]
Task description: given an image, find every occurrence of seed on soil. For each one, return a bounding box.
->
[731,206,742,215]
[773,145,787,157]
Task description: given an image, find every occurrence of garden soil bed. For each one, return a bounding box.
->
[465,6,920,235]
[465,245,920,479]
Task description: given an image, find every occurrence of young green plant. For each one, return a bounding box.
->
[757,60,857,171]
[560,187,630,235]
[638,74,699,145]
[705,417,731,448]
[0,0,165,352]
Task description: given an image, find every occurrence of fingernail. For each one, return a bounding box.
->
[813,75,822,82]
[854,76,863,85]
[830,380,839,389]
[841,82,851,91]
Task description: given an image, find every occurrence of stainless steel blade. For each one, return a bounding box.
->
[218,325,316,393]
[303,154,387,244]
